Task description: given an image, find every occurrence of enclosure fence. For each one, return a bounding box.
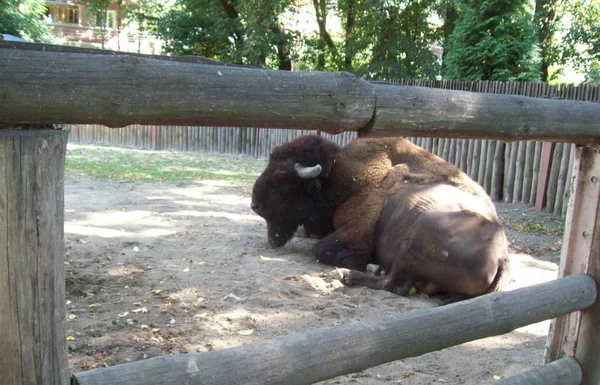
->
[68,80,600,217]
[3,42,600,385]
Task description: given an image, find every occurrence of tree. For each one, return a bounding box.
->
[562,0,600,83]
[0,0,53,42]
[534,0,565,81]
[436,0,460,77]
[298,0,441,79]
[87,0,114,49]
[357,0,441,79]
[132,0,443,78]
[144,0,294,70]
[444,0,541,81]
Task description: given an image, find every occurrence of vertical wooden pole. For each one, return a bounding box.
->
[0,128,69,385]
[545,145,600,385]
[151,125,157,150]
[535,142,556,211]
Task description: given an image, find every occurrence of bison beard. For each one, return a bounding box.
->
[251,135,510,303]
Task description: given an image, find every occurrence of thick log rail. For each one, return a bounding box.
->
[0,42,376,133]
[72,275,596,385]
[2,42,600,144]
[492,357,582,385]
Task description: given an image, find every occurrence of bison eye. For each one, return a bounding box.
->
[251,202,260,212]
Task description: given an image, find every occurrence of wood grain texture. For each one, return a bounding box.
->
[0,129,69,385]
[363,83,600,144]
[72,274,596,385]
[0,48,375,133]
[493,357,581,385]
[545,146,600,385]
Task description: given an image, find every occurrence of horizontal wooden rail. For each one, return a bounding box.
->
[366,83,600,144]
[0,40,230,66]
[72,274,597,385]
[0,45,375,132]
[2,43,600,144]
[492,357,582,385]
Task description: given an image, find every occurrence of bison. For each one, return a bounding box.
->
[251,135,510,302]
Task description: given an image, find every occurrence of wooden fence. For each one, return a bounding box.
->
[67,83,599,217]
[67,125,358,158]
[66,124,574,216]
[3,43,600,385]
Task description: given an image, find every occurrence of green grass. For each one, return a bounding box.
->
[504,217,565,237]
[66,144,267,184]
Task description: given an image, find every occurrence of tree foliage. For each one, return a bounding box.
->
[562,0,600,83]
[140,0,294,69]
[0,0,53,42]
[358,0,441,79]
[443,0,541,81]
[534,0,566,81]
[298,0,441,79]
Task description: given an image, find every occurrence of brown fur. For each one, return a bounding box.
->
[251,135,510,301]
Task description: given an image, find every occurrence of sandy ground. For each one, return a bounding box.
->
[64,174,563,384]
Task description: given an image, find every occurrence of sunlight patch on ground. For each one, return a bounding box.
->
[145,195,177,200]
[65,224,176,238]
[301,274,345,295]
[163,210,263,222]
[65,210,179,238]
[506,253,559,290]
[174,197,248,207]
[72,211,160,227]
[107,266,145,277]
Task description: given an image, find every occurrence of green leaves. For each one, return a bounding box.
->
[444,0,541,81]
[0,0,54,43]
[142,0,294,69]
[562,0,600,83]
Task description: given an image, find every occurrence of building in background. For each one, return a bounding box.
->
[42,0,161,54]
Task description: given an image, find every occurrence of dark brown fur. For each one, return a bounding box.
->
[251,135,510,300]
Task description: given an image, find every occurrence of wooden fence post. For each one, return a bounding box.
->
[535,142,555,211]
[545,145,600,385]
[0,128,69,384]
[151,125,157,150]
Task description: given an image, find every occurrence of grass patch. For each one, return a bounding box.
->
[501,216,565,237]
[509,220,564,236]
[66,144,267,184]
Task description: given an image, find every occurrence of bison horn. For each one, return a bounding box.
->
[295,163,322,179]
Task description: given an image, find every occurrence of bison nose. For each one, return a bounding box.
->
[251,202,260,212]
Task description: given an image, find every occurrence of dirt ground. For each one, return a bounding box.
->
[64,172,564,384]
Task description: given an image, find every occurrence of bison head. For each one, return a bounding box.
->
[251,135,340,248]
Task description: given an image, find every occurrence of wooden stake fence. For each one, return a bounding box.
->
[67,79,600,216]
